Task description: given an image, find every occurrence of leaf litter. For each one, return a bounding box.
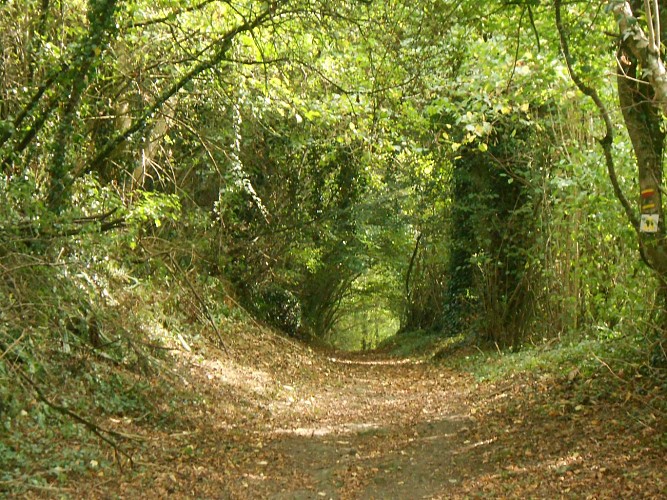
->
[27,326,667,499]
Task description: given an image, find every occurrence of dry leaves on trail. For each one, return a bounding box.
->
[53,332,666,499]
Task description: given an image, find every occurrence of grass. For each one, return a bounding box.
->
[444,333,658,382]
[375,329,461,358]
[379,325,665,392]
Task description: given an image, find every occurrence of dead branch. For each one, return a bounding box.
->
[166,254,230,355]
[15,368,139,470]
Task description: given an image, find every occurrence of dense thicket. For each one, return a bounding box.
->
[1,0,664,348]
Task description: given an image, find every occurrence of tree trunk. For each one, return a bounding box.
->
[612,1,667,115]
[617,46,667,274]
[615,1,667,357]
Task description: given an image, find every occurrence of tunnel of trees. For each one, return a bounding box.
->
[2,0,666,348]
[1,0,666,483]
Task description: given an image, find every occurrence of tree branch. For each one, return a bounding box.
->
[16,369,136,470]
[127,0,218,29]
[554,0,639,232]
[1,211,126,244]
[82,3,281,181]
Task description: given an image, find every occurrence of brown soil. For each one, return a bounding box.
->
[29,330,667,499]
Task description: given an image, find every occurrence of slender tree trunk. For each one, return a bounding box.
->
[557,0,667,356]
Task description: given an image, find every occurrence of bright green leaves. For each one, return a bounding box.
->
[128,191,180,228]
[125,191,180,249]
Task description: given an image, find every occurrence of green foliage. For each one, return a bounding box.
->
[0,0,665,490]
[446,331,663,387]
[91,373,152,416]
[377,331,466,359]
[333,308,399,351]
[250,283,302,336]
[330,268,403,350]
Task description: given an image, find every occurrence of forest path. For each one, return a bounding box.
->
[251,356,481,499]
[76,336,664,499]
[144,351,488,499]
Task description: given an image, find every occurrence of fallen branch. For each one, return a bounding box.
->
[590,352,627,383]
[0,480,74,494]
[15,369,137,470]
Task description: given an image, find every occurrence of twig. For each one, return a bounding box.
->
[128,0,217,28]
[219,292,304,349]
[590,352,666,417]
[0,330,27,360]
[1,216,126,243]
[166,254,230,355]
[654,0,661,51]
[628,411,657,432]
[505,7,525,92]
[15,369,136,470]
[644,0,657,52]
[126,338,189,385]
[528,5,541,52]
[0,481,74,493]
[590,352,627,383]
[71,208,119,224]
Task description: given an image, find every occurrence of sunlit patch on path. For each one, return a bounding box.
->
[68,337,666,499]
[327,356,423,366]
[274,422,381,437]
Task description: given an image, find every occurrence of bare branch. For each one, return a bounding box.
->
[644,0,657,51]
[15,369,137,470]
[554,0,638,232]
[128,0,218,29]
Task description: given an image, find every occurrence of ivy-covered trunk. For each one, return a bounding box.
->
[614,1,667,355]
[47,0,119,212]
[443,120,539,347]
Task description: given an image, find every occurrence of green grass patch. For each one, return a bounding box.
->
[376,330,467,358]
[441,331,660,383]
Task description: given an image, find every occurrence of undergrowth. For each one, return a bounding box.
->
[2,222,666,495]
[444,331,665,383]
[376,330,466,358]
[436,330,667,452]
[0,229,233,496]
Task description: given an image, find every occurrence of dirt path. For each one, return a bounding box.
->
[67,337,665,499]
[238,357,477,499]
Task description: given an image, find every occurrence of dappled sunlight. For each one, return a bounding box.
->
[274,422,380,437]
[327,356,423,366]
[458,436,498,450]
[464,449,592,491]
[182,352,274,396]
[2,0,666,496]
